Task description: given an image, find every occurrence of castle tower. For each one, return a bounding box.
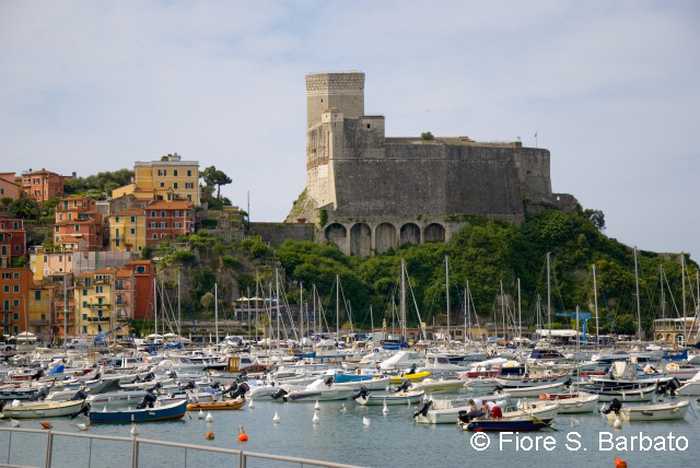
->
[305,72,365,128]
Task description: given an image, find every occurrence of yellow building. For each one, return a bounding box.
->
[74,269,114,336]
[112,154,200,206]
[108,209,147,253]
[29,249,73,282]
[28,283,54,340]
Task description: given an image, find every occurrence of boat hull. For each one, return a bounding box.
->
[89,400,187,424]
[187,398,245,411]
[356,391,424,406]
[463,417,553,432]
[2,399,87,419]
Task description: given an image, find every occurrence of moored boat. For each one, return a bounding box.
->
[499,382,567,398]
[89,399,187,424]
[0,399,88,419]
[187,398,245,411]
[460,416,553,432]
[607,400,690,422]
[355,390,424,406]
[538,392,599,414]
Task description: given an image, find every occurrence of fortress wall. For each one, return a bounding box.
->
[514,147,552,200]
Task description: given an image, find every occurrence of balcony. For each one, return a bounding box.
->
[85,316,110,323]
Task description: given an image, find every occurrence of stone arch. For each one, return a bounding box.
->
[375,223,397,253]
[325,223,347,251]
[400,223,421,245]
[423,223,446,243]
[350,223,372,257]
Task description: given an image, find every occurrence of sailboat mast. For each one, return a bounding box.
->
[153,277,158,336]
[370,305,374,333]
[214,282,219,344]
[463,287,467,343]
[546,252,552,331]
[592,263,599,348]
[659,265,666,319]
[275,269,281,346]
[177,270,181,337]
[335,274,340,341]
[517,277,522,340]
[445,255,450,342]
[633,247,642,341]
[500,280,505,339]
[466,281,471,342]
[299,281,304,341]
[400,259,407,342]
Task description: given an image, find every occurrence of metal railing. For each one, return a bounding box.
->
[0,427,362,468]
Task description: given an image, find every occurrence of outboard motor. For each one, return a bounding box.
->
[183,380,196,390]
[36,386,50,401]
[395,381,411,393]
[323,376,334,387]
[408,364,417,375]
[271,388,288,400]
[352,386,369,401]
[413,400,432,419]
[71,388,88,401]
[136,389,157,409]
[601,398,622,415]
[229,382,249,399]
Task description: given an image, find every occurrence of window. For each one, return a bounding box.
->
[151,211,157,217]
[130,216,135,223]
[83,289,88,296]
[187,194,192,201]
[13,313,18,321]
[152,234,158,239]
[115,216,120,223]
[173,169,178,176]
[13,285,19,292]
[115,239,120,247]
[34,290,41,300]
[185,182,193,189]
[160,182,165,188]
[74,224,80,232]
[160,211,166,217]
[83,326,87,334]
[83,301,88,308]
[136,266,145,273]
[187,170,192,177]
[13,273,19,279]
[173,182,178,189]
[130,228,135,235]
[2,286,8,293]
[13,300,19,307]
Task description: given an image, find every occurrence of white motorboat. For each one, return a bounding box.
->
[411,378,465,394]
[355,390,424,406]
[585,384,658,402]
[498,381,566,398]
[506,401,560,420]
[538,392,599,414]
[678,371,700,396]
[0,399,87,419]
[414,394,509,424]
[282,379,355,402]
[87,391,149,407]
[607,400,690,422]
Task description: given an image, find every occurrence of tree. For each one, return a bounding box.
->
[421,132,434,141]
[584,209,606,231]
[200,291,215,316]
[201,166,232,201]
[8,195,40,219]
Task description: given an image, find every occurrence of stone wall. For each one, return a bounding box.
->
[248,222,315,246]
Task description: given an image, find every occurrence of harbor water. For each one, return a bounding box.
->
[2,395,698,467]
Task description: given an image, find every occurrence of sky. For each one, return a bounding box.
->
[1,1,699,258]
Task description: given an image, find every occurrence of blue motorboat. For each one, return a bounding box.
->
[462,417,553,432]
[89,399,187,424]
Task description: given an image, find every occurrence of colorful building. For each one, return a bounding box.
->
[114,260,155,321]
[145,200,195,245]
[21,169,66,202]
[0,173,22,201]
[50,273,75,340]
[108,209,147,253]
[0,267,31,335]
[0,218,26,268]
[112,154,200,206]
[28,283,54,340]
[54,196,104,251]
[29,249,73,282]
[74,269,114,336]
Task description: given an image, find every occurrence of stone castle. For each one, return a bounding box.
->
[286,72,577,256]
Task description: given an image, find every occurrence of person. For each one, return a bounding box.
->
[490,404,503,419]
[481,401,491,419]
[464,399,483,421]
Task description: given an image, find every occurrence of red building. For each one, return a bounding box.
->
[145,200,194,245]
[54,196,104,251]
[0,267,31,335]
[0,218,26,268]
[21,169,66,202]
[115,260,155,321]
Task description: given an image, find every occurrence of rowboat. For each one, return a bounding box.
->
[187,398,245,411]
[87,391,149,408]
[499,382,566,398]
[538,392,599,414]
[355,390,424,406]
[584,384,658,402]
[678,371,700,396]
[389,371,431,384]
[504,401,559,420]
[283,387,355,402]
[0,399,88,419]
[606,400,690,422]
[461,416,553,432]
[89,399,187,424]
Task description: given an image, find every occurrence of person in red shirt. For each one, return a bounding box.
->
[490,404,503,419]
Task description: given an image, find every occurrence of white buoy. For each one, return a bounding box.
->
[312,412,320,424]
[198,409,205,420]
[205,412,213,423]
[613,416,622,430]
[9,419,19,428]
[314,400,321,411]
[362,416,371,427]
[272,412,280,424]
[130,425,138,436]
[340,404,347,414]
[248,399,255,409]
[76,423,88,431]
[382,400,389,416]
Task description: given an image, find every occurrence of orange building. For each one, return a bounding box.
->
[145,200,194,245]
[0,267,31,335]
[114,260,155,321]
[21,169,66,202]
[0,173,22,201]
[54,196,104,251]
[0,218,26,268]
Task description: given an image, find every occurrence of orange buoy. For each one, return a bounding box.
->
[205,431,215,440]
[614,457,628,468]
[40,421,53,430]
[238,425,249,442]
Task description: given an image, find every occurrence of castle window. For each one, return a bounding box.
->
[367,124,371,129]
